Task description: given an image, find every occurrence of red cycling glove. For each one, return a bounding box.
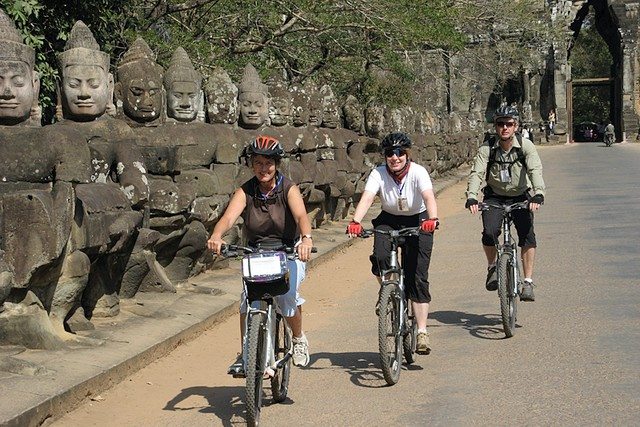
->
[421,218,439,233]
[346,221,363,236]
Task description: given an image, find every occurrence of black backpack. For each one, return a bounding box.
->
[485,133,527,181]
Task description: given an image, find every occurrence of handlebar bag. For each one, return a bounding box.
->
[242,251,290,300]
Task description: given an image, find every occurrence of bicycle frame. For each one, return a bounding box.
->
[242,295,291,378]
[497,210,521,299]
[377,231,409,337]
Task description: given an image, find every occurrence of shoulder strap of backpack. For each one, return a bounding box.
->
[485,136,497,182]
[485,134,527,181]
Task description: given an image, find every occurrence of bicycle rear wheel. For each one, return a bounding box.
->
[378,283,402,385]
[497,254,517,338]
[246,313,265,426]
[270,313,292,403]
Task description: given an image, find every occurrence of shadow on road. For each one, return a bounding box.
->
[306,351,423,388]
[430,310,513,340]
[163,384,287,427]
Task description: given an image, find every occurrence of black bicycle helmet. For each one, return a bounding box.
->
[246,135,285,159]
[380,132,412,152]
[493,105,519,123]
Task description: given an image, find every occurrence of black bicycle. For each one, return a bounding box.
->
[222,243,314,427]
[361,227,419,385]
[479,201,529,338]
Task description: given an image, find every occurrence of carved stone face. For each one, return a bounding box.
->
[0,61,36,125]
[206,85,237,124]
[343,96,363,132]
[269,95,291,126]
[121,71,163,122]
[320,90,340,129]
[365,105,385,137]
[291,87,310,127]
[167,81,198,122]
[307,90,323,127]
[62,64,111,120]
[238,91,268,129]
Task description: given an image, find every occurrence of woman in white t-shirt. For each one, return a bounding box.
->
[346,132,439,355]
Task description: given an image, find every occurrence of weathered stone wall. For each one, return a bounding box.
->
[0,15,478,350]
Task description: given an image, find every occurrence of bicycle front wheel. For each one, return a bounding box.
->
[270,313,292,403]
[246,313,265,426]
[378,283,402,385]
[403,307,416,365]
[497,254,517,338]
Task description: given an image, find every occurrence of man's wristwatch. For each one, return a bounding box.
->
[302,234,312,240]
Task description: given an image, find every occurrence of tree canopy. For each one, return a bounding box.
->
[2,0,554,121]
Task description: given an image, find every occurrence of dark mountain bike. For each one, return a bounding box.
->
[479,201,529,338]
[361,227,419,385]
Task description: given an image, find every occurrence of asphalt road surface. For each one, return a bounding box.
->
[53,141,640,426]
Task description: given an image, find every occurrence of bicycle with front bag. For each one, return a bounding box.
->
[479,201,529,338]
[222,243,314,427]
[360,227,419,385]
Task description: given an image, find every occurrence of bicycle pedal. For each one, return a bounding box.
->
[230,371,246,378]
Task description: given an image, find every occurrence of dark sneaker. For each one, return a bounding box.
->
[227,354,245,378]
[485,265,498,291]
[520,281,535,302]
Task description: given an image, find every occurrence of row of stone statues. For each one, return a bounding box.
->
[0,14,477,350]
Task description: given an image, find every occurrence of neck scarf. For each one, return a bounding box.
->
[386,160,411,184]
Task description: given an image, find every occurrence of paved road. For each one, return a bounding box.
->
[54,142,640,426]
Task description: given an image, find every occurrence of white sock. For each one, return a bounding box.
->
[418,328,427,334]
[524,278,533,283]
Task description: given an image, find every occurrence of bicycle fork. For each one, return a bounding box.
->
[500,220,520,297]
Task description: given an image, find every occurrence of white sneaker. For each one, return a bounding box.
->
[292,335,309,367]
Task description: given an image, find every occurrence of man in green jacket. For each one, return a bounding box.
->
[465,106,546,301]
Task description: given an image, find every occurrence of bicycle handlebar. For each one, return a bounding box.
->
[359,226,421,239]
[221,243,317,259]
[479,200,529,214]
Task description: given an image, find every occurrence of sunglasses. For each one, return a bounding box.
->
[384,148,407,158]
[495,121,516,128]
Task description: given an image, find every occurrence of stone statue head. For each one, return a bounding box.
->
[305,82,323,127]
[342,95,363,133]
[365,103,385,138]
[115,37,164,124]
[320,84,340,129]
[267,73,291,127]
[164,47,202,122]
[0,10,40,126]
[237,63,268,129]
[204,66,237,124]
[58,21,113,122]
[290,84,310,127]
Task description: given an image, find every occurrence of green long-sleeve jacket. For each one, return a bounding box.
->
[466,135,546,200]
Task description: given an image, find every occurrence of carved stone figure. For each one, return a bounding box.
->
[115,37,164,126]
[305,81,323,127]
[58,21,114,122]
[320,84,340,129]
[365,103,385,138]
[0,10,40,126]
[56,22,147,321]
[343,95,364,134]
[204,67,237,124]
[237,63,268,129]
[290,84,310,127]
[164,47,202,123]
[267,74,292,127]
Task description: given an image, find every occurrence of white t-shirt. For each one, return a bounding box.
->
[364,162,433,216]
